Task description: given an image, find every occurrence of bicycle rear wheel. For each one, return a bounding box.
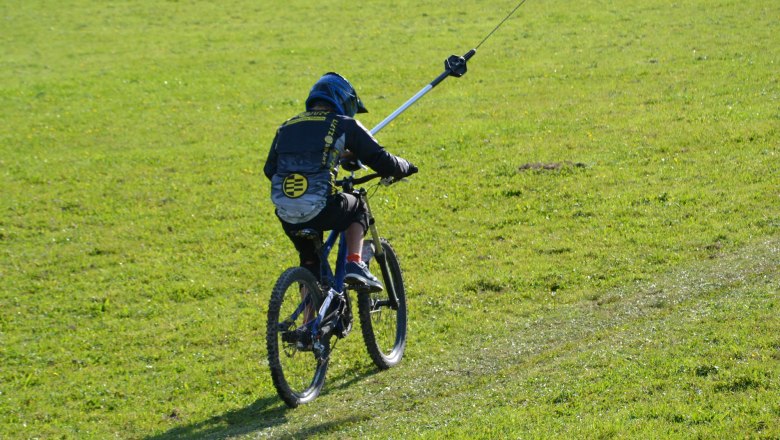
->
[266,267,329,408]
[358,239,407,369]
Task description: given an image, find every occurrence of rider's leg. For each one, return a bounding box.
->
[288,234,320,324]
[343,221,382,291]
[346,222,364,261]
[300,260,316,323]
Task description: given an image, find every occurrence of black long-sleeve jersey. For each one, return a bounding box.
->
[264,111,413,223]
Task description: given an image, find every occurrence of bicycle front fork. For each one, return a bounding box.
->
[362,189,399,310]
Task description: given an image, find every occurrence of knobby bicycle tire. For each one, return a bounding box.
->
[358,239,407,369]
[266,266,329,408]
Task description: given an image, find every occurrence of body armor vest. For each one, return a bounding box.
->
[270,112,345,223]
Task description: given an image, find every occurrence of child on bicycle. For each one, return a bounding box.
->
[264,72,417,292]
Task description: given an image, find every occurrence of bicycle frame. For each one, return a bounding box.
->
[314,199,398,304]
[313,182,378,295]
[303,175,401,343]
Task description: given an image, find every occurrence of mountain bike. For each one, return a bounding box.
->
[266,173,408,408]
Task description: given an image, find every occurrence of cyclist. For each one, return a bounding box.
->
[264,72,417,292]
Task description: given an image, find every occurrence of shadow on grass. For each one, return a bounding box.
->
[145,395,287,440]
[146,364,378,439]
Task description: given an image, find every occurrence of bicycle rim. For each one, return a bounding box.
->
[267,267,329,407]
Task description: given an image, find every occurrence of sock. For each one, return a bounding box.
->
[347,253,362,263]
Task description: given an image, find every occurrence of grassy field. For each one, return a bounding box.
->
[2,0,778,438]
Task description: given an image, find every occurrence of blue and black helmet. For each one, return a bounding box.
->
[305,72,368,117]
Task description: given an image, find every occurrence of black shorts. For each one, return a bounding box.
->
[277,193,368,273]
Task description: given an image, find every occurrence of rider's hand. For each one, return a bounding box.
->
[394,163,418,179]
[340,157,362,172]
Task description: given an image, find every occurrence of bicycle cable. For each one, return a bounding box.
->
[367,181,382,200]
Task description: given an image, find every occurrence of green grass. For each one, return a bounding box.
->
[1,0,778,438]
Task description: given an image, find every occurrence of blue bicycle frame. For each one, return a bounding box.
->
[297,173,397,342]
[303,229,348,341]
[319,230,348,292]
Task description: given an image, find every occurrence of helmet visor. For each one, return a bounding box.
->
[356,96,368,114]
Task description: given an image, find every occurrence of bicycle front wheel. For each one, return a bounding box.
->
[266,266,329,408]
[358,239,407,369]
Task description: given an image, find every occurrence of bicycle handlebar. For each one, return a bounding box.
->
[335,173,383,186]
[350,173,381,185]
[334,173,406,191]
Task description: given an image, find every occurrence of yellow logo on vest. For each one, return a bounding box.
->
[282,174,308,198]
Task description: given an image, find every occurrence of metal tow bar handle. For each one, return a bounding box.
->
[370,49,477,136]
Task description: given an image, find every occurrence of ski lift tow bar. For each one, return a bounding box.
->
[370,0,530,136]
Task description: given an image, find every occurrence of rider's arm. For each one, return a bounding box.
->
[343,118,414,178]
[263,131,280,180]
